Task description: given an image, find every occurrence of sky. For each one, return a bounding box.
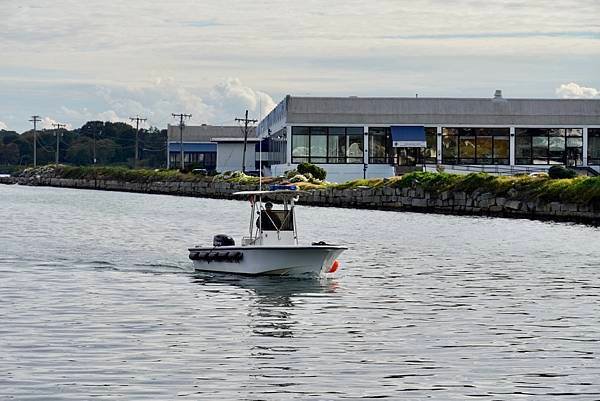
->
[0,0,599,132]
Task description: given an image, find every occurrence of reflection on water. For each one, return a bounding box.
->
[192,273,338,339]
[1,185,600,400]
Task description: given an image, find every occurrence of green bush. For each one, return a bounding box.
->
[548,165,577,179]
[284,169,298,179]
[297,162,327,180]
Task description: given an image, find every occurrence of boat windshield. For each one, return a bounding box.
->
[258,209,294,231]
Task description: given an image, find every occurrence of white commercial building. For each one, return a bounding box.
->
[257,92,600,182]
[211,137,260,173]
[166,125,256,172]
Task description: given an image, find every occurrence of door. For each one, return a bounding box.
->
[396,147,424,166]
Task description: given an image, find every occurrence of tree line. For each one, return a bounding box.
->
[0,121,167,171]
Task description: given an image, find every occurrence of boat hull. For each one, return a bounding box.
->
[188,245,346,276]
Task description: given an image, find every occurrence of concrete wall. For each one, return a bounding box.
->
[3,175,598,225]
[216,142,257,173]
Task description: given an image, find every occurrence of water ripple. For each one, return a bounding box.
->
[1,185,599,400]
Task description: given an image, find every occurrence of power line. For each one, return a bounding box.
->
[129,116,147,168]
[171,113,191,170]
[29,116,41,167]
[235,110,257,173]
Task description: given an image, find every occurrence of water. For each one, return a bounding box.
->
[1,185,599,400]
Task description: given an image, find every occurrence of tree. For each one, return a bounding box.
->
[0,143,19,164]
[95,138,118,164]
[66,137,93,165]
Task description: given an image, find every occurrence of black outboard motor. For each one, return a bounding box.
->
[213,234,235,247]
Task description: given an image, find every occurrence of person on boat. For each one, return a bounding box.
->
[258,202,282,231]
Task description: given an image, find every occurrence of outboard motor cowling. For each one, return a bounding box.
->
[213,234,235,247]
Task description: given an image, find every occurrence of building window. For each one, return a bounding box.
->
[328,127,346,163]
[291,127,309,163]
[442,128,510,165]
[515,128,583,165]
[368,127,437,164]
[169,152,216,169]
[347,127,364,164]
[291,126,364,164]
[368,127,391,164]
[424,128,437,163]
[588,129,600,165]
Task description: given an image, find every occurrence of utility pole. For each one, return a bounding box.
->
[235,110,257,173]
[171,113,191,170]
[52,123,66,165]
[29,115,41,167]
[93,129,101,165]
[129,116,147,168]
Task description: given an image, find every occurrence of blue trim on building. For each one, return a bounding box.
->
[169,142,217,153]
[391,126,425,142]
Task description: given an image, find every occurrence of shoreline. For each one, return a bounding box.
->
[2,174,598,226]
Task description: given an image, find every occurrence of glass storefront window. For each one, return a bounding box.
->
[532,136,549,164]
[369,127,389,164]
[459,136,476,163]
[291,127,309,163]
[442,131,458,163]
[493,137,510,165]
[515,136,531,165]
[516,128,583,165]
[425,128,437,163]
[347,128,364,163]
[442,127,510,164]
[310,134,327,163]
[328,132,346,163]
[476,136,493,163]
[291,126,365,164]
[588,129,600,165]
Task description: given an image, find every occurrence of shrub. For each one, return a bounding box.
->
[285,169,298,179]
[289,174,309,183]
[297,162,327,180]
[548,165,577,179]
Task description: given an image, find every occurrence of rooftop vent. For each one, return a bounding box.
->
[492,89,507,103]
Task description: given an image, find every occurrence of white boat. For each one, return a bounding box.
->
[189,188,347,277]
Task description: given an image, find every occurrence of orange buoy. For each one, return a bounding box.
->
[328,259,340,273]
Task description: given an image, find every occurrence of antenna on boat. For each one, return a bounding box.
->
[259,98,262,192]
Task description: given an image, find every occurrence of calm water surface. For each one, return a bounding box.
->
[1,185,599,400]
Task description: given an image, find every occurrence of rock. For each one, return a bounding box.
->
[411,198,428,208]
[505,200,522,210]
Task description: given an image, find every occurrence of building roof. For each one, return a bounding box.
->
[211,137,261,143]
[261,93,600,128]
[167,125,256,142]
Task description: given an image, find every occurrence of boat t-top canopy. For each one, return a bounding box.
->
[233,190,307,198]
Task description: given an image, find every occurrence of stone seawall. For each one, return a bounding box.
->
[2,175,598,224]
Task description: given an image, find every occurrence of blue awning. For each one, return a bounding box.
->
[169,142,217,153]
[391,126,426,148]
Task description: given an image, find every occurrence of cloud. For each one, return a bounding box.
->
[209,78,277,121]
[40,117,73,130]
[0,121,8,130]
[556,82,600,99]
[61,107,129,125]
[2,1,599,131]
[57,78,275,129]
